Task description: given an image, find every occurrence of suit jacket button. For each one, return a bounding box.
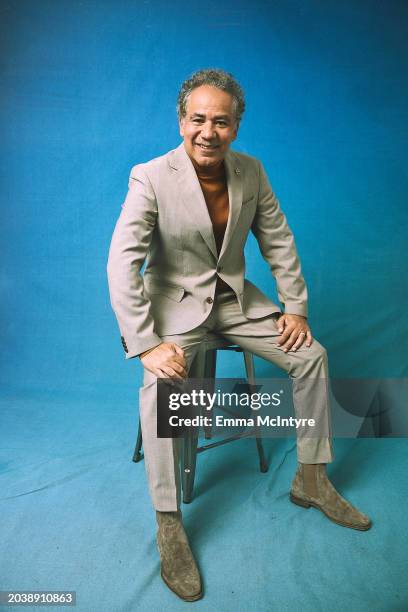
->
[206,297,213,304]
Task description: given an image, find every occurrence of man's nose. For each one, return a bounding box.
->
[200,122,216,140]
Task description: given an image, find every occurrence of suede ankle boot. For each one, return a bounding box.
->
[290,463,372,530]
[156,510,203,601]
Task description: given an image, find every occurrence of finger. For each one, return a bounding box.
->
[291,331,307,352]
[162,368,184,380]
[277,316,286,333]
[166,363,187,379]
[277,326,295,346]
[283,330,299,352]
[161,366,185,380]
[168,361,188,377]
[172,344,185,357]
[156,369,171,378]
[305,331,313,347]
[171,354,187,368]
[167,350,186,364]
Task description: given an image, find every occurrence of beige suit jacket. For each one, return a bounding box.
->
[107,143,308,359]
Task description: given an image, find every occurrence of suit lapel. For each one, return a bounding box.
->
[220,150,243,260]
[170,144,218,259]
[168,143,243,261]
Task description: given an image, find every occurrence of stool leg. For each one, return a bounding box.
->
[132,417,143,463]
[243,351,268,473]
[243,351,255,387]
[255,436,268,473]
[181,430,199,503]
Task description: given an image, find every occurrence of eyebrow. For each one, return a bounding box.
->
[189,113,231,120]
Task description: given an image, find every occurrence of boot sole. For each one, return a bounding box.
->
[160,569,203,602]
[290,493,372,531]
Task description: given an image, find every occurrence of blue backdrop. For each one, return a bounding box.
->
[1,1,407,611]
[1,0,407,394]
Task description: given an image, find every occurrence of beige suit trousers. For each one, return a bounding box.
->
[139,291,334,511]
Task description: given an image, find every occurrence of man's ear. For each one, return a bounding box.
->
[179,117,185,137]
[231,121,239,142]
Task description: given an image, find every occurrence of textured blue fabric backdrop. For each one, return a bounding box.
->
[1,1,407,610]
[1,0,407,392]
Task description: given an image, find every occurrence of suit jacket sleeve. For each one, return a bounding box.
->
[107,165,162,359]
[251,161,308,317]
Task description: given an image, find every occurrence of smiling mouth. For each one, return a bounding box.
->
[195,143,219,151]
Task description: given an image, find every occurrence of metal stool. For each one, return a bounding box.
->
[132,334,269,503]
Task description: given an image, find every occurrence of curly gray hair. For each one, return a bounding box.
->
[177,68,245,125]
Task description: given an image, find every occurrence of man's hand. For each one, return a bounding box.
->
[276,314,313,352]
[140,342,187,379]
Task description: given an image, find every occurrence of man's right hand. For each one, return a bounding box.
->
[140,343,187,379]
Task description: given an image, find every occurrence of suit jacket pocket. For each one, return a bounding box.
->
[144,278,185,302]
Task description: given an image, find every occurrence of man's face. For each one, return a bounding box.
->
[179,85,238,168]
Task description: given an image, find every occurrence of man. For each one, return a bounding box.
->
[107,69,371,602]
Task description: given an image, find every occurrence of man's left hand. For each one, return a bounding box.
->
[276,314,313,352]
